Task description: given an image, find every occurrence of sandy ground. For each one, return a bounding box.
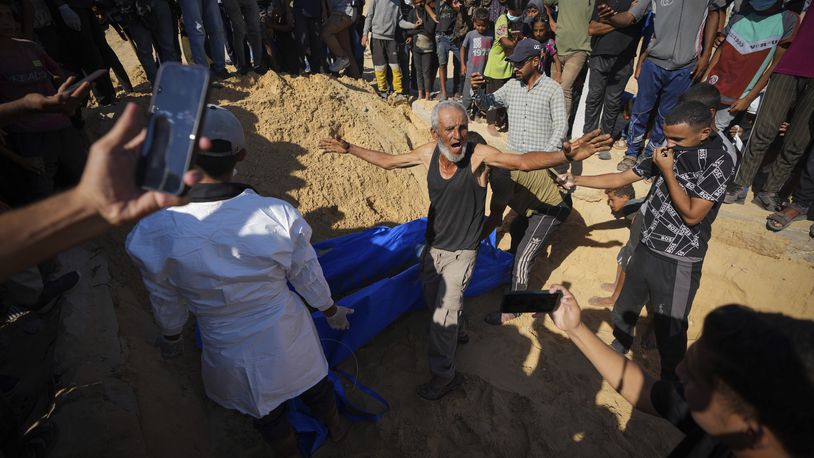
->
[54,32,814,457]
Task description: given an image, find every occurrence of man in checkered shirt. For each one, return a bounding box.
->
[471,39,568,156]
[559,101,736,381]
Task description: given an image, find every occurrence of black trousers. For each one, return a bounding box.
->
[252,376,337,445]
[485,77,510,127]
[583,54,634,136]
[294,14,324,72]
[792,143,814,208]
[734,73,814,192]
[509,204,570,291]
[612,245,702,380]
[413,50,434,94]
[56,8,117,105]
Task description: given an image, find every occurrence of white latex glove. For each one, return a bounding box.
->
[325,306,354,331]
[58,5,82,31]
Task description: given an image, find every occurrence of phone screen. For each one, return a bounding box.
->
[139,63,210,195]
[501,291,562,314]
[65,69,107,94]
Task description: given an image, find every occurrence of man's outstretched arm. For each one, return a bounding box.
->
[319,136,426,170]
[477,130,613,171]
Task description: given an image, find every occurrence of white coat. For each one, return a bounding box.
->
[125,188,332,418]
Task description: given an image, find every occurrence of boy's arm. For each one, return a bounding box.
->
[546,285,658,415]
[571,169,642,190]
[319,136,427,169]
[552,53,562,82]
[652,147,716,226]
[588,20,615,36]
[729,45,791,114]
[546,86,567,150]
[693,8,720,82]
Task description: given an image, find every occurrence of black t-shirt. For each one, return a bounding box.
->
[651,381,733,457]
[632,135,736,262]
[590,0,644,57]
[436,0,457,35]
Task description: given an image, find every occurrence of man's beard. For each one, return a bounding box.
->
[438,140,465,163]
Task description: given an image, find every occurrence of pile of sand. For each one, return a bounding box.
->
[208,72,431,238]
[64,34,814,458]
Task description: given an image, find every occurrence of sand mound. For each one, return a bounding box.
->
[209,73,431,238]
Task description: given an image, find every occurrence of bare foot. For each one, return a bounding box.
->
[600,282,616,293]
[588,296,615,307]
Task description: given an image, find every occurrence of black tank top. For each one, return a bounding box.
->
[426,142,487,251]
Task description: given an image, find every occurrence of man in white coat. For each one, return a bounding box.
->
[126,105,352,458]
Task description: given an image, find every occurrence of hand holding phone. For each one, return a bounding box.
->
[501,290,563,314]
[138,63,211,195]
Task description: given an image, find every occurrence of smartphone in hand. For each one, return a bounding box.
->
[138,63,211,195]
[501,290,563,314]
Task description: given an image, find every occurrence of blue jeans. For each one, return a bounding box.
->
[177,0,227,71]
[126,0,180,83]
[625,59,693,159]
[435,33,460,67]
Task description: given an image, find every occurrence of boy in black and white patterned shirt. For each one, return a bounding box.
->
[560,101,736,380]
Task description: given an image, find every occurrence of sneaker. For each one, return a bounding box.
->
[33,270,80,311]
[723,186,748,204]
[212,68,231,81]
[597,151,612,160]
[617,156,637,171]
[328,56,350,73]
[237,66,249,76]
[252,66,267,76]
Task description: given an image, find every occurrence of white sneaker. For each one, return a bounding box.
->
[329,57,350,73]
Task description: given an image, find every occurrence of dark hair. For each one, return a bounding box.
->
[195,139,240,177]
[701,305,814,456]
[664,101,712,130]
[605,185,635,200]
[678,83,721,111]
[473,7,489,22]
[506,0,527,13]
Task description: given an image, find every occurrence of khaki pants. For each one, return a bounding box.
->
[558,51,589,125]
[421,247,477,381]
[321,12,353,58]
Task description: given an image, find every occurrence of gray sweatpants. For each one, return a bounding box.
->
[421,247,477,382]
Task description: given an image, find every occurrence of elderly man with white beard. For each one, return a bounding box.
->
[319,100,611,400]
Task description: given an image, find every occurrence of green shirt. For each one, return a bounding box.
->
[545,0,593,55]
[483,14,514,79]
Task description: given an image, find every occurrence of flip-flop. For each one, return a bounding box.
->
[416,372,464,401]
[483,311,521,326]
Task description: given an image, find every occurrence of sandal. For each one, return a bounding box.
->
[416,372,464,401]
[484,311,521,326]
[753,192,782,211]
[766,202,808,232]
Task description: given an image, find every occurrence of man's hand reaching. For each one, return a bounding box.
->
[319,135,351,154]
[76,102,205,226]
[564,129,613,162]
[25,76,92,115]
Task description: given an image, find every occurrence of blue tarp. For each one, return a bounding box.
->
[195,219,513,456]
